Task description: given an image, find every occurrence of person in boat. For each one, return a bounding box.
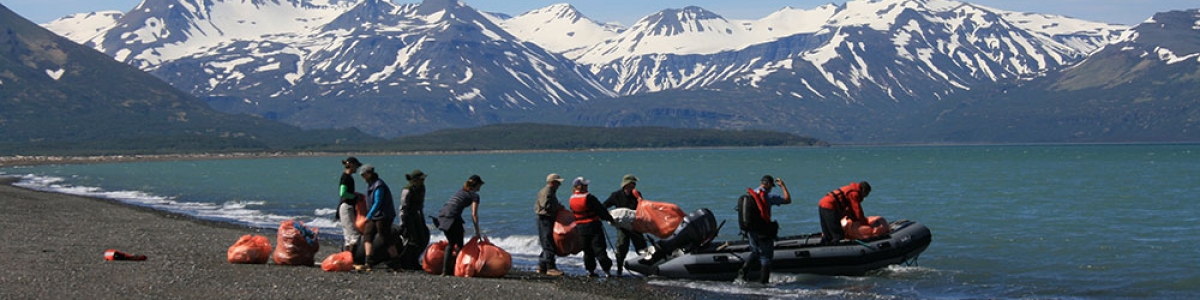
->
[534,173,566,276]
[436,174,485,276]
[395,169,430,270]
[358,164,400,271]
[818,181,872,245]
[737,175,792,284]
[337,157,362,252]
[602,174,648,276]
[570,176,615,277]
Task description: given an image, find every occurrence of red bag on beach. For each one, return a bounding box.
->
[454,235,512,278]
[841,216,891,240]
[552,208,582,256]
[227,234,272,264]
[633,200,687,238]
[321,251,355,272]
[353,192,367,233]
[423,240,449,275]
[273,220,320,266]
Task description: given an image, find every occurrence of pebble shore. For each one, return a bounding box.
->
[0,177,694,299]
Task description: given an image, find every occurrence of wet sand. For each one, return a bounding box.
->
[0,177,692,299]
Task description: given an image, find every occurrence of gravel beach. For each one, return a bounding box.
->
[0,177,693,299]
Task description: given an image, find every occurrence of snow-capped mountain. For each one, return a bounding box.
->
[42,0,1138,140]
[40,11,123,44]
[60,0,614,137]
[903,8,1200,143]
[497,3,622,59]
[536,0,1127,96]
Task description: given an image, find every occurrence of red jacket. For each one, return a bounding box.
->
[818,182,867,223]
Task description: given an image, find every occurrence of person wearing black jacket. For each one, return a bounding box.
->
[602,174,648,276]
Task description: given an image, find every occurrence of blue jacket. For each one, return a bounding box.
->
[365,179,397,221]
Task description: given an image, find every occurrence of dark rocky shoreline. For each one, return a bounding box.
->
[0,177,698,299]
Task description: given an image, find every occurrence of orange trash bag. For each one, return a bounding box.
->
[633,200,686,238]
[227,234,272,264]
[552,208,582,256]
[422,240,449,275]
[454,235,512,278]
[841,216,891,240]
[353,192,367,233]
[321,251,355,272]
[273,220,320,266]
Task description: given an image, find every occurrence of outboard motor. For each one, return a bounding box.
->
[644,208,718,263]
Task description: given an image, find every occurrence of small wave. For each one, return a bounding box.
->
[11,174,306,229]
[314,208,336,216]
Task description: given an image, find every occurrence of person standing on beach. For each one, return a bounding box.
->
[737,175,791,284]
[359,164,400,271]
[396,169,430,270]
[337,157,362,252]
[534,173,566,276]
[436,174,484,276]
[602,174,648,276]
[570,177,615,277]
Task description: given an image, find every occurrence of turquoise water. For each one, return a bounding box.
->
[4,144,1198,299]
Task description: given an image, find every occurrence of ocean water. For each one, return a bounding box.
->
[3,144,1198,299]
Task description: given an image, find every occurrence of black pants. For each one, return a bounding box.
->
[441,221,465,274]
[614,227,647,268]
[577,221,612,273]
[536,215,557,270]
[819,207,844,244]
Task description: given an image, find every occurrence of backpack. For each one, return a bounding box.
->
[736,193,778,238]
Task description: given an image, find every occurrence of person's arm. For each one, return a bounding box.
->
[850,193,867,223]
[602,191,618,208]
[589,195,614,222]
[471,198,481,237]
[340,184,354,200]
[776,179,792,204]
[366,188,382,218]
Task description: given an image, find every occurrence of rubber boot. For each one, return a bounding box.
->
[759,265,771,284]
[441,246,456,276]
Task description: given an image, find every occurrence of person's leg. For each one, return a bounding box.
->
[739,232,761,281]
[819,207,843,244]
[579,224,598,275]
[363,221,378,264]
[758,235,776,284]
[338,203,361,251]
[596,226,612,275]
[614,228,632,274]
[536,215,557,272]
[441,221,464,276]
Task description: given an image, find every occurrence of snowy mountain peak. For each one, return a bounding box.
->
[41,11,123,44]
[501,3,619,57]
[416,0,466,15]
[637,6,727,36]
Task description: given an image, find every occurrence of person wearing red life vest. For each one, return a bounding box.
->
[570,177,615,277]
[818,181,872,245]
[737,175,791,284]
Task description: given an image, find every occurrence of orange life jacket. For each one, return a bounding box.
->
[746,188,771,222]
[570,192,599,224]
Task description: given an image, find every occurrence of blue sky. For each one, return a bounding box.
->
[4,0,1197,26]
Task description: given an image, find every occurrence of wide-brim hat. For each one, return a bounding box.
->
[621,174,638,187]
[406,169,427,181]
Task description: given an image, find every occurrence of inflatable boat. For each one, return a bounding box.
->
[624,219,932,280]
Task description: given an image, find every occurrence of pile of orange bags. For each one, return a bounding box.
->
[273,220,320,266]
[454,235,512,278]
[841,216,891,240]
[227,234,272,264]
[321,251,355,272]
[552,208,582,256]
[633,200,687,238]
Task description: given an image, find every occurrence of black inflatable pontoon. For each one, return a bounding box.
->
[625,218,932,281]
